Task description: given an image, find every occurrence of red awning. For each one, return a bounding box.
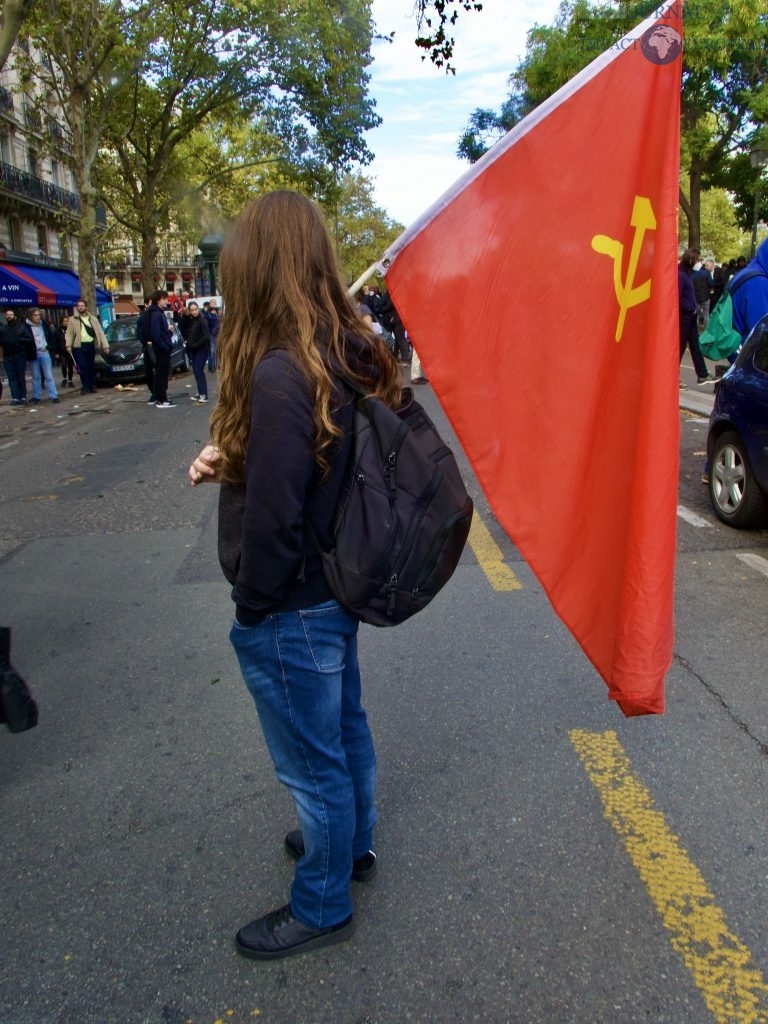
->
[113,296,140,316]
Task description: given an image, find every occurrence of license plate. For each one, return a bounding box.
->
[113,364,137,372]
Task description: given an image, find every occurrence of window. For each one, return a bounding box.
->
[37,225,48,255]
[0,133,10,163]
[28,147,38,177]
[58,233,70,262]
[8,216,22,249]
[51,159,60,186]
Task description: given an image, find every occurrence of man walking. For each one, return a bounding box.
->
[27,308,59,403]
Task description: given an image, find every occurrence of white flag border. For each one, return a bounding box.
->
[379,4,682,271]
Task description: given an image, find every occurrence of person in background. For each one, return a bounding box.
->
[53,315,75,387]
[65,299,109,395]
[136,296,155,403]
[0,308,34,404]
[205,300,221,371]
[187,190,400,961]
[185,301,210,403]
[678,248,713,387]
[377,291,410,364]
[27,308,59,404]
[146,291,175,408]
[692,259,713,331]
[730,236,768,342]
[410,346,428,385]
[711,260,726,308]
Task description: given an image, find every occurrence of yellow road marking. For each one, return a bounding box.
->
[570,729,768,1023]
[468,511,522,591]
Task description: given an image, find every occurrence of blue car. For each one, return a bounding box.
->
[707,313,768,528]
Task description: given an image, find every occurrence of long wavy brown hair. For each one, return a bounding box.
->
[210,191,401,483]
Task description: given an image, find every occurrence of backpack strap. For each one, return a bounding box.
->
[726,267,766,297]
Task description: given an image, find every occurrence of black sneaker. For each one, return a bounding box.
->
[284,829,377,882]
[235,904,354,960]
[696,374,715,384]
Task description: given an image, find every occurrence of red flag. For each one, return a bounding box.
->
[384,5,683,715]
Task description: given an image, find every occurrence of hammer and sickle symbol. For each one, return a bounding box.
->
[591,196,656,342]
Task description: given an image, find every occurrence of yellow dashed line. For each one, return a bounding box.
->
[468,511,522,590]
[570,729,768,1023]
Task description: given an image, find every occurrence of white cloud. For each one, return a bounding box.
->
[367,0,563,226]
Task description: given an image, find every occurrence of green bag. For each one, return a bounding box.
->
[699,268,766,360]
[698,292,741,360]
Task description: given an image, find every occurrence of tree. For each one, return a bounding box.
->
[413,0,483,73]
[0,0,35,72]
[698,188,750,261]
[98,0,381,294]
[457,0,768,250]
[326,172,404,284]
[16,0,152,307]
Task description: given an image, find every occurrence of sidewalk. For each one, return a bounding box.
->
[0,371,146,422]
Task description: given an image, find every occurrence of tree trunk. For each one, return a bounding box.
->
[686,162,703,251]
[141,228,159,299]
[69,89,99,311]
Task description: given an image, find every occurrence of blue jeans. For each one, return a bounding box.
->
[230,600,376,929]
[31,350,58,400]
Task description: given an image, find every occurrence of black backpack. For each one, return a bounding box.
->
[307,380,474,626]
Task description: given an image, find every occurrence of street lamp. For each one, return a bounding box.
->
[749,142,768,258]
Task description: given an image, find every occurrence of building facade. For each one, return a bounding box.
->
[0,39,86,310]
[0,39,210,315]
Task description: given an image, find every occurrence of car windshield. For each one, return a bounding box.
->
[105,318,138,344]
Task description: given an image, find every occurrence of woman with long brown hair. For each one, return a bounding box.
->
[189,191,400,960]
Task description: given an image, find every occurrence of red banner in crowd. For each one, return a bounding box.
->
[384,4,683,714]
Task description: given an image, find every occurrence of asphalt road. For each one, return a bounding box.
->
[1,362,767,1024]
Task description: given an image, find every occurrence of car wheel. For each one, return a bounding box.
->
[709,430,768,528]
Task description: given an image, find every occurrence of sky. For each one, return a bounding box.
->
[366,0,564,228]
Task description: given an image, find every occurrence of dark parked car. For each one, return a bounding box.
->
[93,314,189,385]
[707,313,768,528]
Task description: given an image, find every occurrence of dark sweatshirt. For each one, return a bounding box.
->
[218,348,355,625]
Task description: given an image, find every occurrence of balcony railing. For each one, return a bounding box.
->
[23,105,42,132]
[0,160,79,214]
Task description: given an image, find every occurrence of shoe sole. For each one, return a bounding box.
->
[235,917,355,960]
[284,830,377,882]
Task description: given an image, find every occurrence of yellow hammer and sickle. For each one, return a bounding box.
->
[591,196,656,342]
